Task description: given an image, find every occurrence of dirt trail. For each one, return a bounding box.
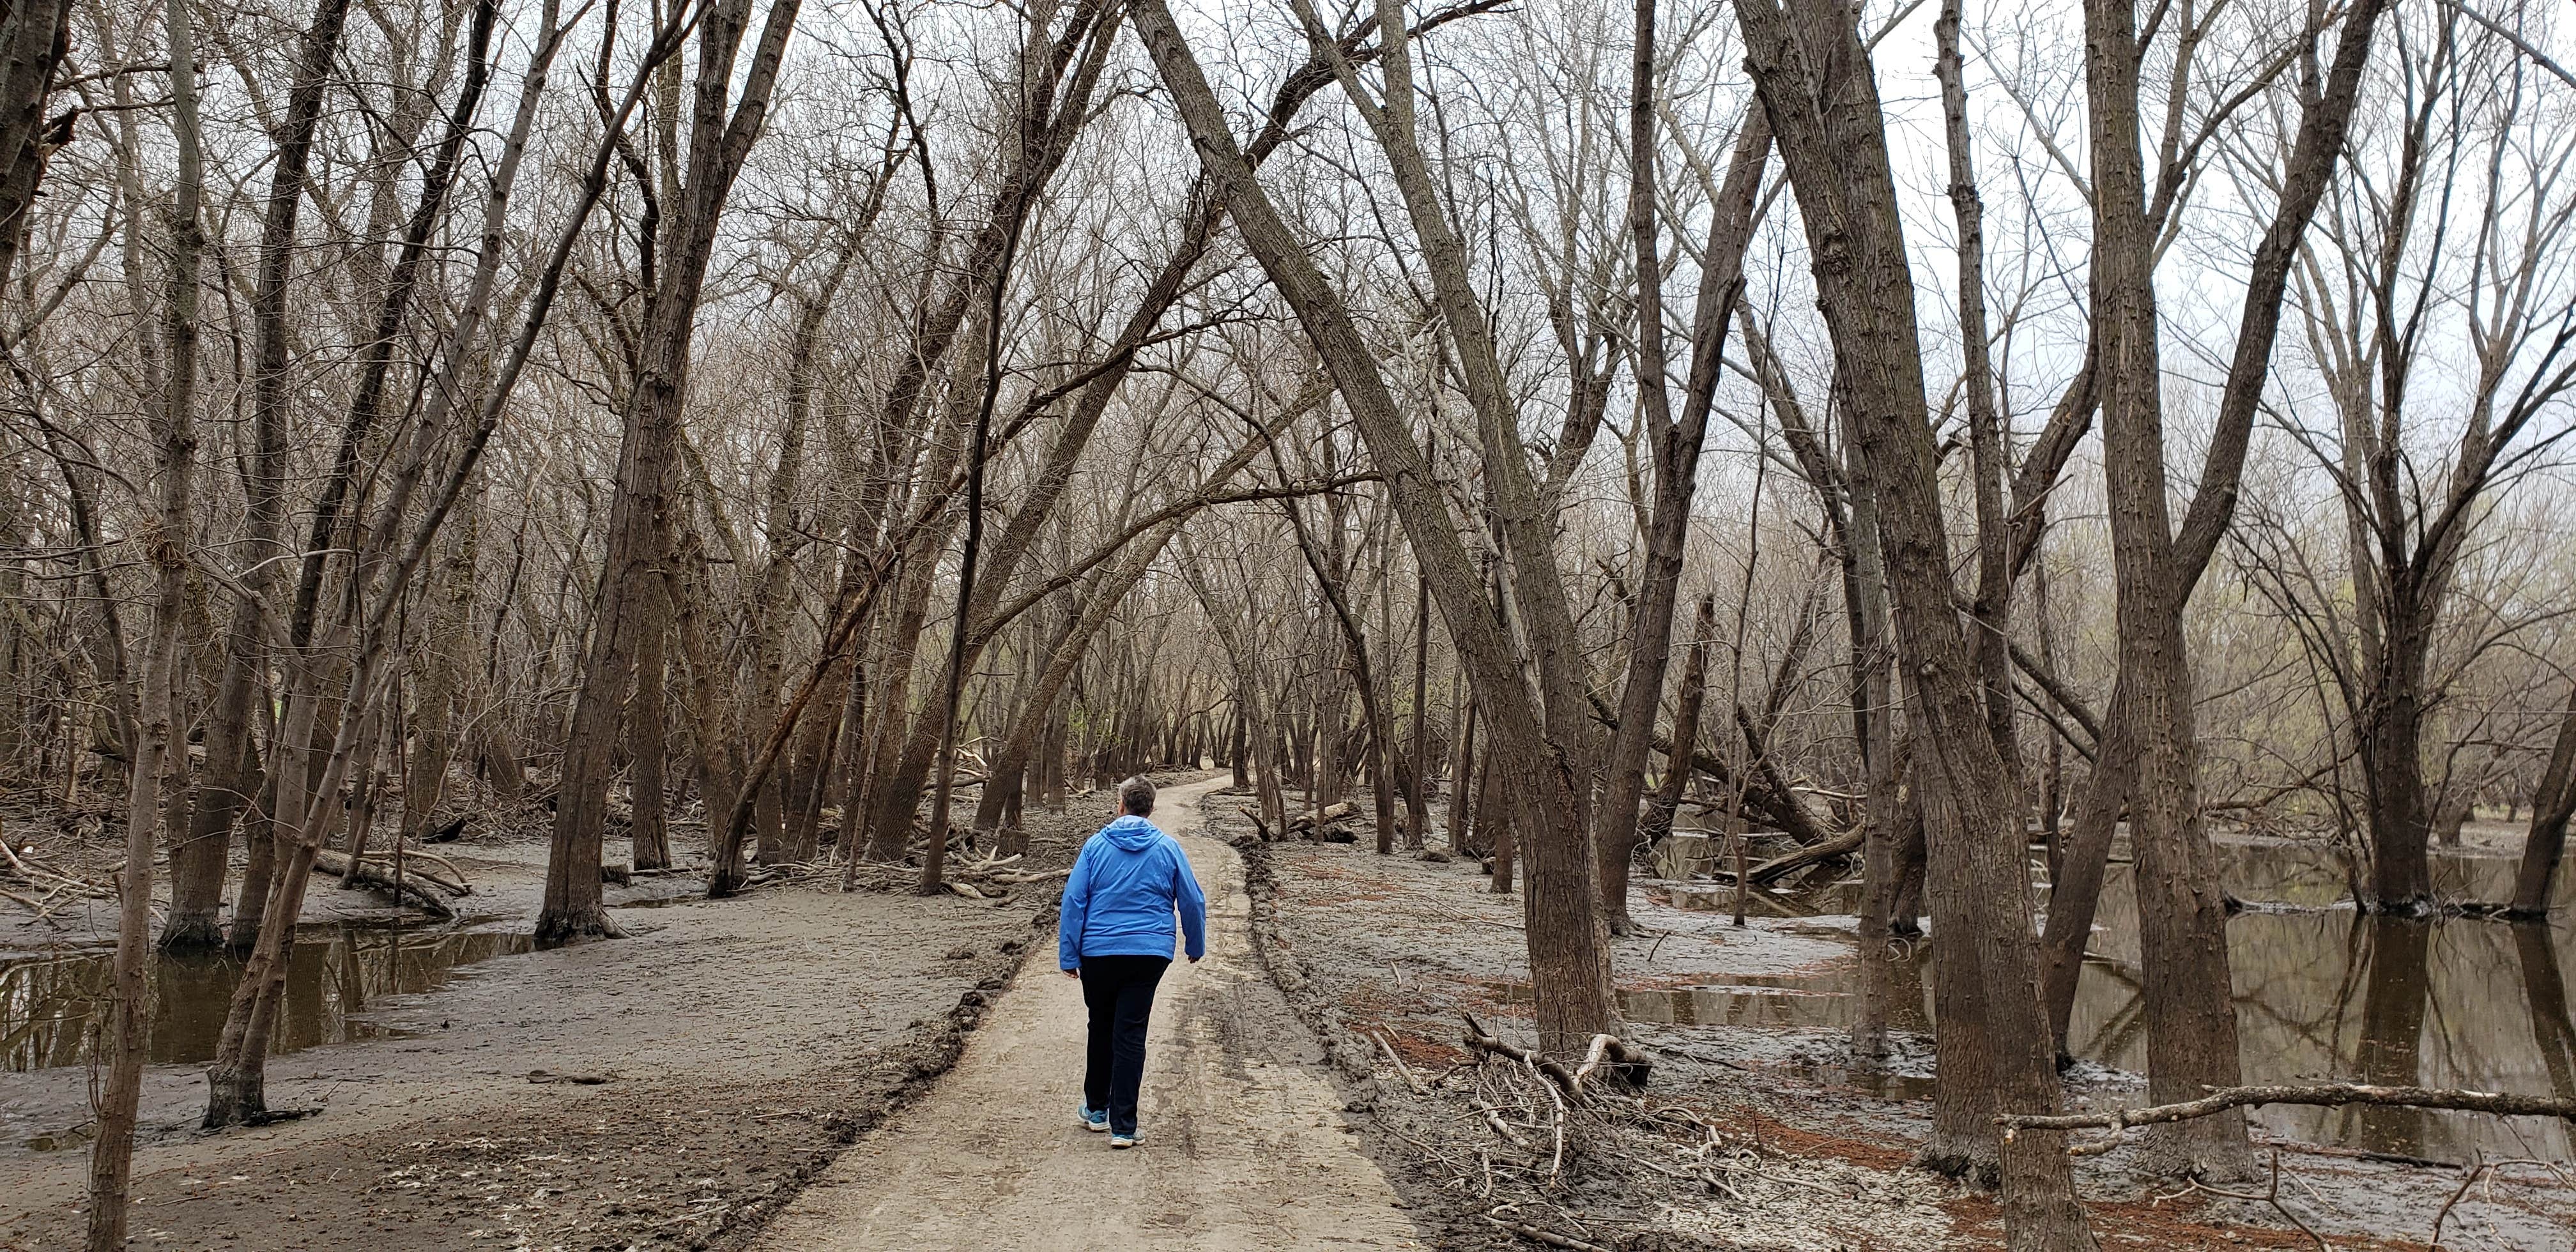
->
[751,777,1423,1250]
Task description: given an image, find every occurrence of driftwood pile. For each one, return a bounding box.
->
[1239,800,1365,843]
[1369,1013,1953,1251]
[0,825,114,924]
[750,848,1068,901]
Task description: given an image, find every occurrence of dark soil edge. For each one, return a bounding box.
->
[1234,825,1509,1250]
[702,907,1053,1251]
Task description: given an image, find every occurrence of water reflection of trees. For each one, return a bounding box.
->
[1,926,526,1071]
[2054,843,2576,1163]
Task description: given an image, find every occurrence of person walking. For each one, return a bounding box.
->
[1057,775,1206,1149]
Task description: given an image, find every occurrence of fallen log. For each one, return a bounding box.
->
[1288,800,1358,833]
[1588,692,1834,846]
[1745,827,1864,885]
[314,850,457,919]
[1998,1082,2576,1155]
[991,869,1071,884]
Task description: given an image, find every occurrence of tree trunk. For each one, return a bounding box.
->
[2508,691,2576,917]
[1445,694,1475,855]
[1274,487,1395,857]
[167,0,355,953]
[404,476,478,869]
[1846,426,1901,1060]
[627,578,672,871]
[1595,5,1768,933]
[1393,579,1425,849]
[1137,0,1615,1051]
[2038,694,2136,1053]
[84,1,200,1233]
[1935,0,2016,766]
[2083,0,2252,1178]
[555,0,806,922]
[1733,0,2092,1239]
[0,0,73,284]
[2360,605,2435,910]
[1637,597,1716,857]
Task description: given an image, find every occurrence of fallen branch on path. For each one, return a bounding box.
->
[526,1069,617,1085]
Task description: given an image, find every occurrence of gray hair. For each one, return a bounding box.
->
[1118,775,1156,816]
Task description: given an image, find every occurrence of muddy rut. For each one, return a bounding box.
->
[751,776,1425,1249]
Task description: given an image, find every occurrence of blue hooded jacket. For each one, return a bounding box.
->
[1058,815,1207,970]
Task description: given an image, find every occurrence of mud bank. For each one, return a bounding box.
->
[1,804,1094,1251]
[1219,793,2576,1251]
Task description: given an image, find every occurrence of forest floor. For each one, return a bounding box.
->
[11,780,2572,1251]
[0,797,1096,1251]
[1216,791,2576,1252]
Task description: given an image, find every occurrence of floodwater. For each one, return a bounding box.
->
[0,922,532,1074]
[1653,836,2576,1164]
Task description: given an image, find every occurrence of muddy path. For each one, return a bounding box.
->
[751,775,1427,1250]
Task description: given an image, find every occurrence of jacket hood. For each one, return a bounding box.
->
[1101,814,1162,851]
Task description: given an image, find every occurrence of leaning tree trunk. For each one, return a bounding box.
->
[0,0,75,286]
[166,0,354,952]
[548,0,806,926]
[2508,691,2576,917]
[1593,16,1768,934]
[84,2,200,1235]
[1139,0,1618,1053]
[1637,597,1717,853]
[1733,0,2094,1241]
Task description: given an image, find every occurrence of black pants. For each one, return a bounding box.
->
[1078,954,1170,1136]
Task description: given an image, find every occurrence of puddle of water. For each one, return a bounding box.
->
[1,922,532,1073]
[1641,840,2576,1164]
[2067,848,2576,1165]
